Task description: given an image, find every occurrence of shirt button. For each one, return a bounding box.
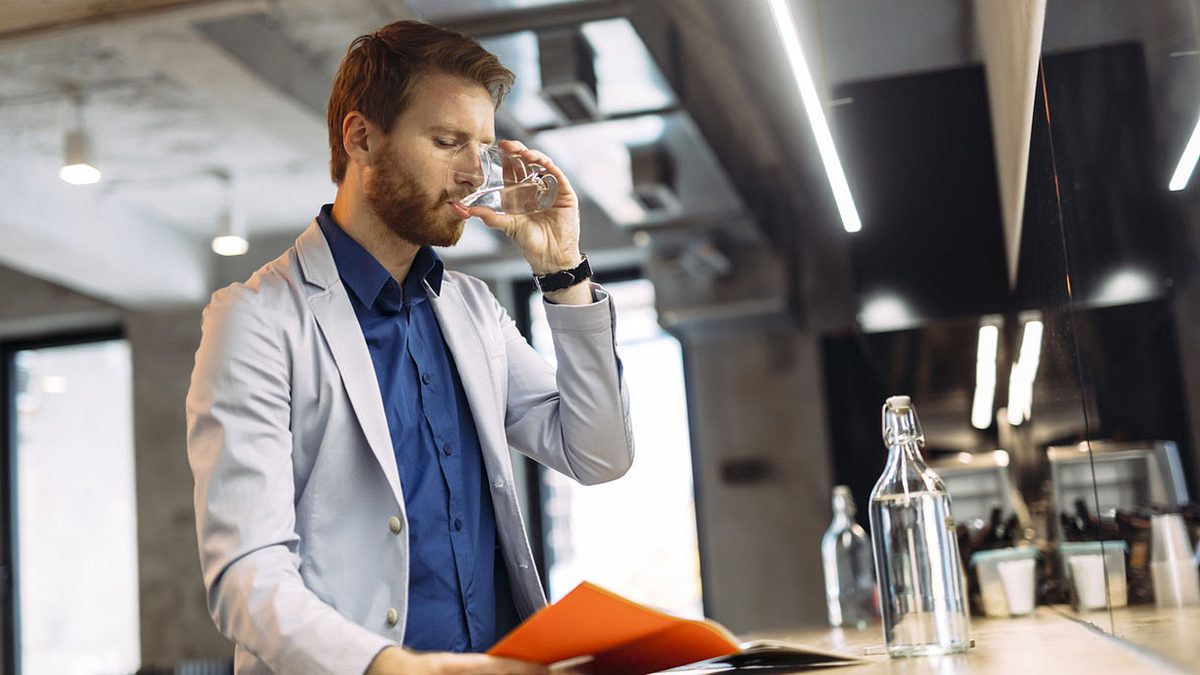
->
[386,608,399,627]
[388,516,402,534]
[454,518,463,531]
[493,480,505,489]
[443,444,453,456]
[421,373,431,385]
[518,562,530,571]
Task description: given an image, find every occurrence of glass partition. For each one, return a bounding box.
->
[811,0,1116,644]
[817,0,1200,661]
[1036,0,1200,661]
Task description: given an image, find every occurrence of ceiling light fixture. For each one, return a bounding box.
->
[857,292,914,332]
[210,169,248,256]
[1169,111,1200,191]
[766,0,862,233]
[60,94,101,185]
[1006,316,1043,426]
[971,321,1000,430]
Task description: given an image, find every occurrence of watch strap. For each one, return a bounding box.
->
[533,255,592,292]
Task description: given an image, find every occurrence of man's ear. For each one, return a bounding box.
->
[342,111,375,169]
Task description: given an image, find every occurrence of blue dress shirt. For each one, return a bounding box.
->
[317,205,509,652]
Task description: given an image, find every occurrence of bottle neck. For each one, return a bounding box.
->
[831,506,854,528]
[885,438,925,470]
[876,437,938,498]
[877,401,942,498]
[831,488,858,527]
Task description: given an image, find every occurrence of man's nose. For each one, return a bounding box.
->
[451,146,485,189]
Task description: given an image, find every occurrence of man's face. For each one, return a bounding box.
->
[364,71,496,248]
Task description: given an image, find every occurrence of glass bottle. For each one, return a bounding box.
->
[869,396,970,657]
[822,485,877,628]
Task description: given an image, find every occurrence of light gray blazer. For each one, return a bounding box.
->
[186,222,634,674]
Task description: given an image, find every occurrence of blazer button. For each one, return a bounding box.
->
[388,516,402,534]
[386,608,399,627]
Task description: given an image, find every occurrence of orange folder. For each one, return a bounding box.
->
[488,581,740,673]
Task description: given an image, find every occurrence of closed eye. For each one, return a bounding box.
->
[434,138,457,148]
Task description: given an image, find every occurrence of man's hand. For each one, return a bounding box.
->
[465,140,583,277]
[365,646,549,674]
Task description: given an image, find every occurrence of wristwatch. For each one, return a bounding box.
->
[533,254,592,292]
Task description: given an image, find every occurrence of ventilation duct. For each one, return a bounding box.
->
[628,140,681,218]
[645,228,793,338]
[537,27,600,123]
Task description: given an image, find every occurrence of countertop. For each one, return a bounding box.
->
[731,605,1196,674]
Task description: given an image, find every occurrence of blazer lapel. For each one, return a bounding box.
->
[427,279,508,473]
[295,223,406,516]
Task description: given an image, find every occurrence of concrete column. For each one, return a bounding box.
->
[127,306,232,666]
[685,328,834,633]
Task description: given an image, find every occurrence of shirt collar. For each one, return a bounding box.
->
[316,204,445,310]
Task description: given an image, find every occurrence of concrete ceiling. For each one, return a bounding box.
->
[1,0,1196,313]
[0,0,459,306]
[0,0,204,35]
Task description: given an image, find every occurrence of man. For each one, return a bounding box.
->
[186,20,634,675]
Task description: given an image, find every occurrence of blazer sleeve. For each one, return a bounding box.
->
[500,283,635,485]
[186,284,394,675]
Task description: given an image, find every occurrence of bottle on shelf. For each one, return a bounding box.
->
[821,485,878,628]
[869,395,970,657]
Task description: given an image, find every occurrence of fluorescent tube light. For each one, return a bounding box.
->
[766,0,862,233]
[1006,319,1043,426]
[1006,364,1027,427]
[971,324,999,430]
[1018,320,1043,370]
[1170,112,1200,191]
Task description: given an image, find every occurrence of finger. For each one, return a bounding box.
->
[443,653,549,674]
[513,148,575,203]
[538,160,575,205]
[466,205,517,235]
[500,141,560,179]
[498,139,527,154]
[517,146,553,167]
[498,139,575,205]
[491,656,550,674]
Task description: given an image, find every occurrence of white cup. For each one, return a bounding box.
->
[1151,514,1193,562]
[997,558,1036,615]
[1150,514,1200,607]
[1069,555,1108,610]
[1152,560,1200,607]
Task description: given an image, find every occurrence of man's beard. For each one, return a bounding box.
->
[365,149,466,248]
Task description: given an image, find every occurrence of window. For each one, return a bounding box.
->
[527,279,703,618]
[10,337,139,675]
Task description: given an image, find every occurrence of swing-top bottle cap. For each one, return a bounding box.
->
[831,485,856,515]
[882,395,924,446]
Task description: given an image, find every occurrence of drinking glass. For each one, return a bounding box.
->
[447,144,558,215]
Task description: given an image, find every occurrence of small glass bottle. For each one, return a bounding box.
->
[822,486,877,628]
[869,396,970,657]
